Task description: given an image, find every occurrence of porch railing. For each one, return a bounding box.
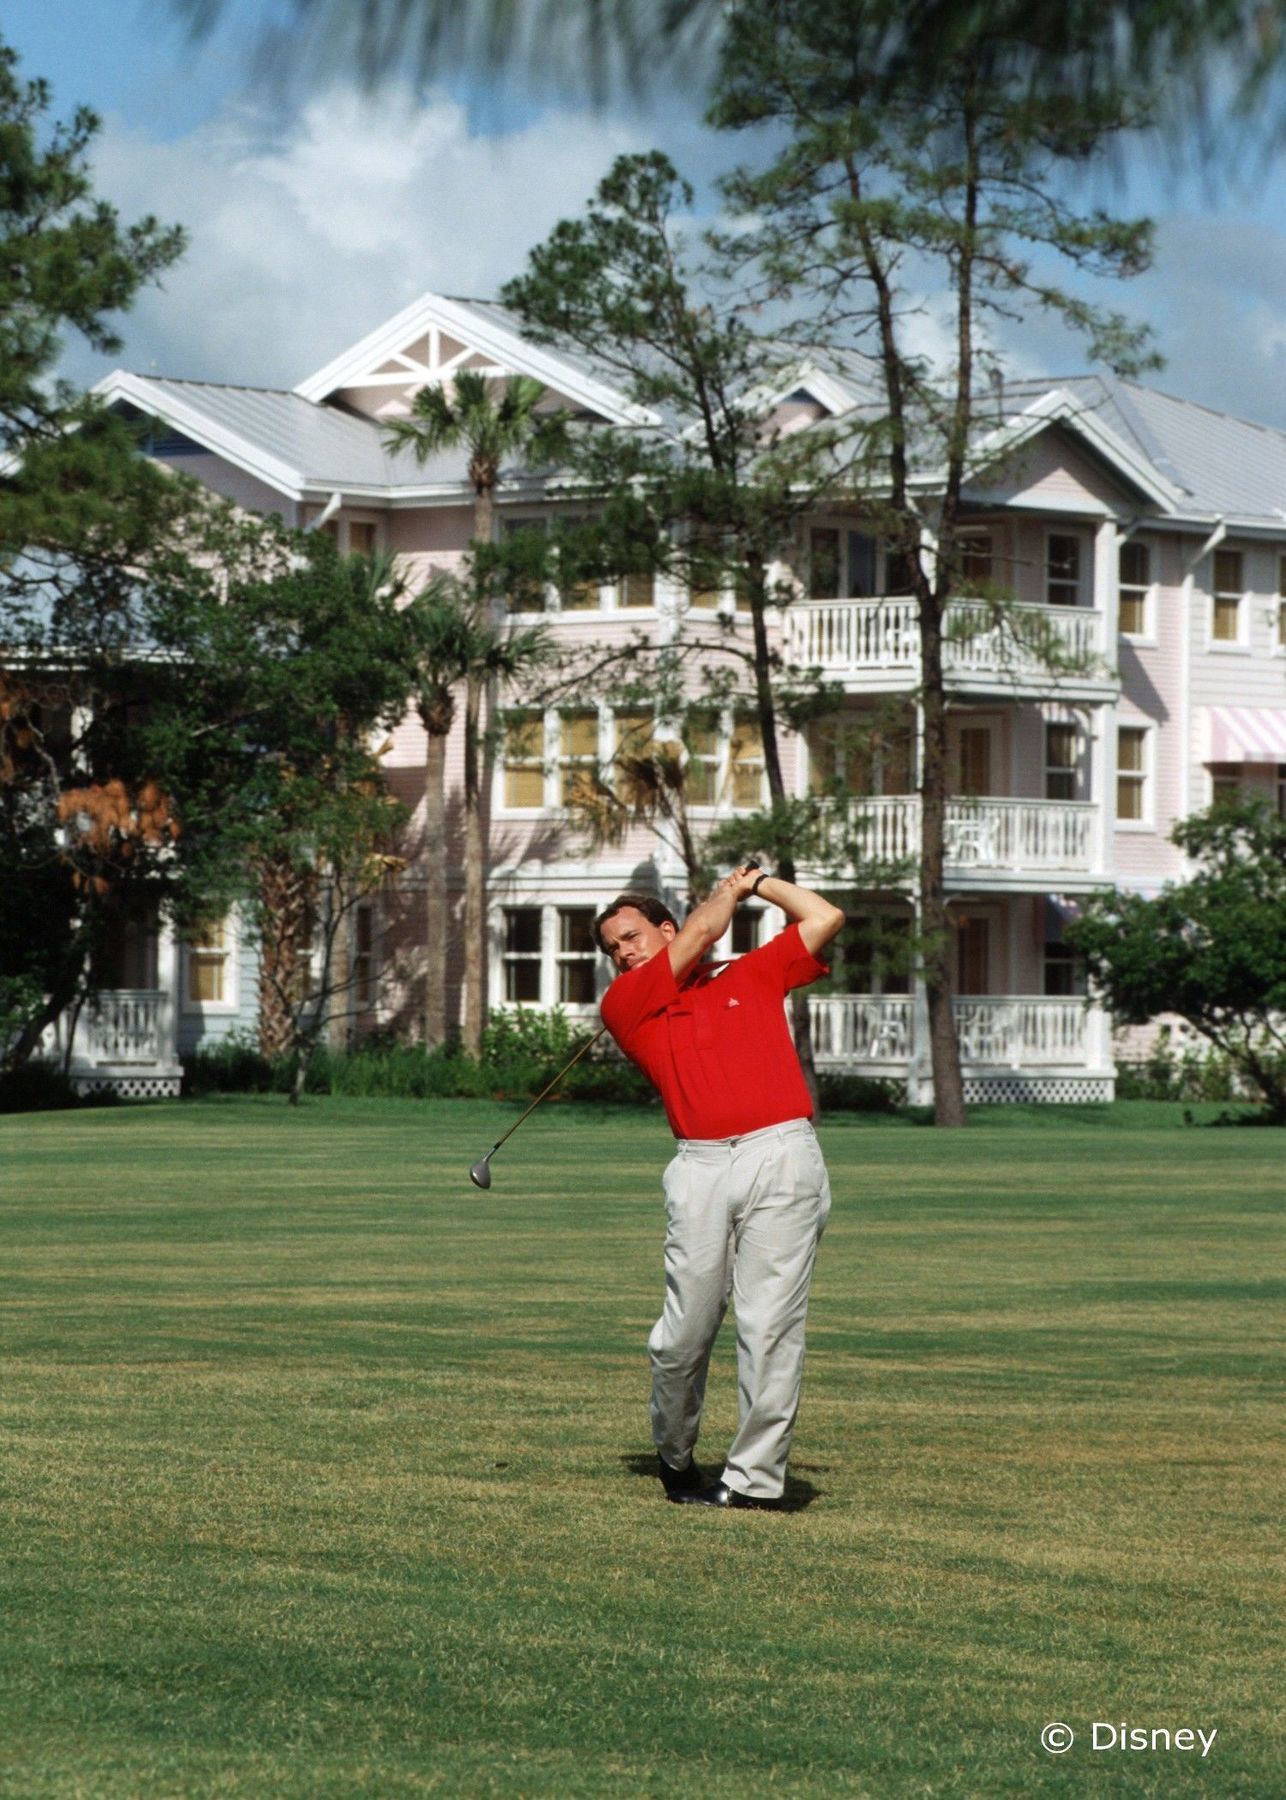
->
[82,989,165,1064]
[784,597,1105,680]
[809,993,1090,1067]
[848,795,1096,874]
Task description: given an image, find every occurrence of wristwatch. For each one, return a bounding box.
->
[750,871,772,898]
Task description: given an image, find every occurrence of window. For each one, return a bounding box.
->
[501,516,549,612]
[1043,943,1085,996]
[1117,725,1148,822]
[1277,555,1286,651]
[613,712,657,804]
[503,908,542,1002]
[619,569,655,608]
[1210,768,1242,807]
[1047,534,1081,606]
[1211,548,1243,643]
[502,713,545,808]
[956,916,990,995]
[957,727,991,797]
[555,514,599,611]
[1044,723,1078,801]
[731,908,761,956]
[727,716,764,807]
[684,717,721,805]
[823,912,912,996]
[809,527,842,599]
[185,916,232,1007]
[1118,540,1150,636]
[559,711,599,805]
[348,521,376,556]
[557,908,597,1003]
[353,904,375,1009]
[809,711,914,796]
[960,532,994,588]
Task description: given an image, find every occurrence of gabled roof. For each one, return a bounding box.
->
[95,369,470,500]
[968,386,1185,514]
[293,289,658,427]
[1032,375,1286,524]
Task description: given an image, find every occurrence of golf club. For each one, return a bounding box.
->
[467,860,761,1190]
[469,1026,607,1188]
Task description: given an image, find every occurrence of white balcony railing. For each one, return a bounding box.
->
[82,989,165,1064]
[847,796,1096,874]
[784,597,1106,683]
[809,994,1091,1068]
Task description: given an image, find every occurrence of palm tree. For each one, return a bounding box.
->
[386,372,566,1055]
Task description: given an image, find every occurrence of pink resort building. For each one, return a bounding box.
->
[79,291,1286,1101]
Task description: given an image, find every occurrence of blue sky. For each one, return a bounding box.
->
[9,0,1286,431]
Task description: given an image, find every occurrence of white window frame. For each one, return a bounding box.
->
[1043,721,1079,802]
[804,519,909,601]
[1208,546,1248,652]
[1274,554,1286,658]
[1115,722,1153,830]
[685,709,767,815]
[181,911,239,1015]
[497,707,550,815]
[1117,537,1155,643]
[495,902,602,1011]
[1045,530,1084,607]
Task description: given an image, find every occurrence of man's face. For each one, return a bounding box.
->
[599,905,676,975]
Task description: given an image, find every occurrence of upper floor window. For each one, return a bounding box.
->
[1117,725,1149,823]
[1118,540,1151,636]
[806,527,889,600]
[1044,723,1078,801]
[809,527,842,599]
[619,568,655,609]
[1043,942,1086,997]
[727,716,765,807]
[1211,547,1244,644]
[502,712,545,809]
[1046,533,1082,606]
[1277,555,1286,653]
[683,717,721,804]
[959,531,994,589]
[501,515,550,613]
[808,711,915,796]
[559,711,599,805]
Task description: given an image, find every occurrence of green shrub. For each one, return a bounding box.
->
[1114,1034,1247,1104]
[0,1062,82,1113]
[816,1071,904,1113]
[183,1035,273,1096]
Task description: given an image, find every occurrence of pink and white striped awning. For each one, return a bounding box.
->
[1204,706,1286,763]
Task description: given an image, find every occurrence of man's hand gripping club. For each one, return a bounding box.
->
[666,865,846,983]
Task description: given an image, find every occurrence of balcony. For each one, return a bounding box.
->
[40,988,182,1098]
[809,993,1113,1101]
[840,795,1100,887]
[783,598,1113,700]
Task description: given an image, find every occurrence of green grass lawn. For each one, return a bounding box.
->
[1,1098,1282,1798]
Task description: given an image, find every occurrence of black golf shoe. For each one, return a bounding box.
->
[657,1455,704,1500]
[674,1480,784,1511]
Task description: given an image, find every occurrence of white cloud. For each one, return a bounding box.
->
[73,84,664,389]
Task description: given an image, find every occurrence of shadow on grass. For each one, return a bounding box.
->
[620,1452,826,1511]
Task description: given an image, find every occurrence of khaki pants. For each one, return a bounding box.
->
[648,1118,832,1500]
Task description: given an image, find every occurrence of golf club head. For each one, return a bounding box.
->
[469,1157,493,1190]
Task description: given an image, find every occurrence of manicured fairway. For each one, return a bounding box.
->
[1,1098,1282,1798]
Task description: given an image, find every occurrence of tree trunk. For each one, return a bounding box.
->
[422,724,450,1047]
[257,853,315,1063]
[918,601,968,1127]
[461,670,486,1058]
[747,550,821,1115]
[326,878,351,1052]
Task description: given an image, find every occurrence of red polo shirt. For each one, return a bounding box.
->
[600,922,828,1140]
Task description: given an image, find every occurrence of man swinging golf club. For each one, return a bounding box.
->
[595,865,845,1510]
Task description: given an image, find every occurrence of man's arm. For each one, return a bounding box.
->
[747,872,846,958]
[666,865,756,981]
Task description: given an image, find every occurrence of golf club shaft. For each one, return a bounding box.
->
[485,1026,608,1157]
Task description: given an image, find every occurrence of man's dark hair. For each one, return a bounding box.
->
[592,892,678,954]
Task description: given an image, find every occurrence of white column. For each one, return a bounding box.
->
[1095,517,1121,655]
[1088,700,1116,882]
[156,916,180,1071]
